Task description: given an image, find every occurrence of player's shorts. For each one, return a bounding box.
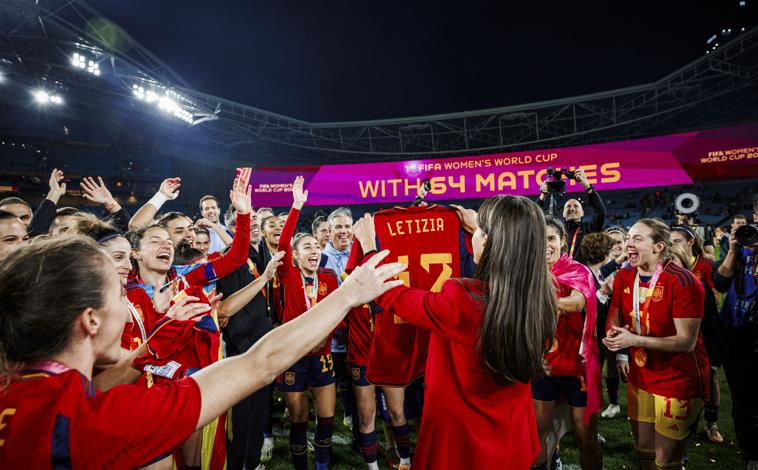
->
[278,354,336,392]
[627,383,704,441]
[348,364,371,387]
[531,375,587,407]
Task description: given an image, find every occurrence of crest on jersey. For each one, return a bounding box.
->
[285,372,296,385]
[652,286,664,302]
[351,367,361,381]
[318,282,327,296]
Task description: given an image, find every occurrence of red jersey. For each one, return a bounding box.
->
[347,304,374,366]
[610,261,709,399]
[277,207,340,356]
[691,256,715,290]
[366,205,468,386]
[0,369,201,469]
[545,283,586,376]
[376,279,540,469]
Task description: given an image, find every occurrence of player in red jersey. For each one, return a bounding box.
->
[277,177,341,470]
[0,236,405,469]
[354,195,557,469]
[532,216,602,470]
[604,218,708,470]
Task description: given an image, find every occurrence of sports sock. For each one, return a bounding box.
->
[704,403,719,423]
[392,423,411,460]
[605,376,620,405]
[358,430,379,464]
[655,460,683,470]
[315,416,334,467]
[289,422,308,470]
[636,447,656,470]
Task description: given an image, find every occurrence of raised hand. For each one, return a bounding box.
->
[159,177,181,200]
[574,168,591,189]
[292,175,308,210]
[230,174,252,215]
[450,204,478,234]
[264,251,285,281]
[352,213,376,251]
[341,250,407,307]
[81,176,119,210]
[46,168,66,204]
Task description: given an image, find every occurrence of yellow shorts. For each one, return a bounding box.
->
[627,384,704,440]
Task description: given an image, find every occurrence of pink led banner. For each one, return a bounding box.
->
[238,123,758,206]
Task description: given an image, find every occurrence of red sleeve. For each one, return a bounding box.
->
[672,274,705,319]
[91,378,202,467]
[376,279,474,342]
[276,207,300,278]
[608,271,624,330]
[185,212,250,285]
[702,261,714,289]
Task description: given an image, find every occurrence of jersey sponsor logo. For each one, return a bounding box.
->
[143,360,181,379]
[285,372,296,385]
[652,286,664,302]
[318,282,327,296]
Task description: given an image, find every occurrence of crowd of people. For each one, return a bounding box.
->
[0,167,756,470]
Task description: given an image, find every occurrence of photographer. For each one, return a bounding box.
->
[712,194,758,469]
[539,168,606,263]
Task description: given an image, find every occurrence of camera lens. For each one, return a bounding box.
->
[735,224,758,246]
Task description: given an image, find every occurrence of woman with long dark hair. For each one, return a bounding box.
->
[352,195,557,469]
[0,236,404,468]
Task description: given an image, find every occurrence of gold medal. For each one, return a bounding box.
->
[633,348,647,368]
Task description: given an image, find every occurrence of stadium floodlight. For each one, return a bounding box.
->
[32,89,63,105]
[72,52,101,76]
[131,83,194,124]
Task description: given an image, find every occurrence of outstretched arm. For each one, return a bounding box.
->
[217,252,284,320]
[128,178,181,230]
[191,250,406,429]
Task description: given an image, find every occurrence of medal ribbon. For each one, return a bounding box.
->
[633,262,664,335]
[128,301,147,342]
[301,271,319,310]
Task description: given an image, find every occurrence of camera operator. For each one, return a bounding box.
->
[720,214,748,261]
[539,168,606,263]
[712,194,758,469]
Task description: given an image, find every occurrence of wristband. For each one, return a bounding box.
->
[616,353,629,363]
[148,192,169,209]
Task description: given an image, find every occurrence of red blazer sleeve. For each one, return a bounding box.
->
[276,207,300,279]
[185,212,250,285]
[376,279,476,343]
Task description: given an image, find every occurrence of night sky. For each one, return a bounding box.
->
[93,1,753,122]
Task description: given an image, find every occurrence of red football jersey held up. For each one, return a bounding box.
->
[365,205,466,386]
[610,261,709,399]
[545,283,586,377]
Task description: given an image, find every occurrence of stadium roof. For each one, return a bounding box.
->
[1,0,757,168]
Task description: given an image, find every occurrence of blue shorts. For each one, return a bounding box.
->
[278,354,336,392]
[349,364,371,387]
[532,375,587,407]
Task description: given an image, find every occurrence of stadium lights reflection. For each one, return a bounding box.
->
[71,52,101,76]
[132,84,194,123]
[32,89,63,105]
